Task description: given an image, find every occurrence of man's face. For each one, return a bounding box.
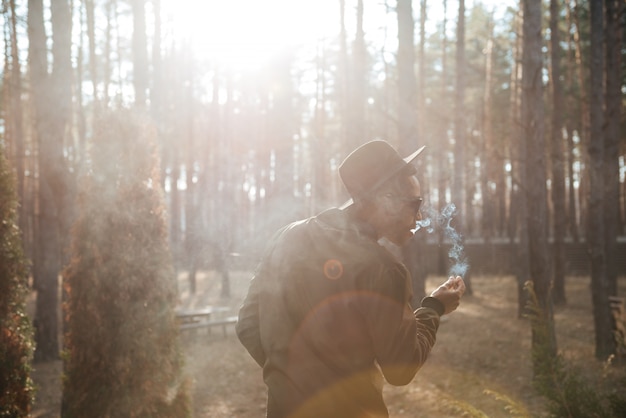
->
[380,176,422,246]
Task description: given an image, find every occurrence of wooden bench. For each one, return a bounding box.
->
[176,306,231,324]
[176,306,237,337]
[179,315,238,337]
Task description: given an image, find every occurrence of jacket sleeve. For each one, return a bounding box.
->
[362,263,440,386]
[236,273,266,367]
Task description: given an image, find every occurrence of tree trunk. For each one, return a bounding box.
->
[417,0,426,164]
[85,0,98,106]
[453,0,472,294]
[522,0,556,371]
[29,0,71,362]
[349,0,366,150]
[511,4,528,317]
[453,0,466,227]
[436,0,449,276]
[103,0,114,105]
[131,0,148,108]
[588,0,614,360]
[396,0,429,295]
[481,19,494,242]
[603,0,621,337]
[7,0,25,241]
[549,0,567,306]
[338,0,350,157]
[76,1,87,167]
[397,0,418,154]
[151,0,163,122]
[573,0,590,239]
[565,4,579,242]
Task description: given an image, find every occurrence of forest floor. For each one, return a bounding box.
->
[30,272,626,418]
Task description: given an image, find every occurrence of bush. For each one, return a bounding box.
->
[0,145,34,416]
[62,110,189,417]
[525,281,626,418]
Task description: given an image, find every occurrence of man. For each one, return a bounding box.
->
[236,140,465,418]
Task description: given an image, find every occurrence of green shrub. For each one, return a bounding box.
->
[0,145,34,416]
[62,110,189,417]
[525,281,626,418]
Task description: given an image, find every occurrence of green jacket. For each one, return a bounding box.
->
[236,207,441,418]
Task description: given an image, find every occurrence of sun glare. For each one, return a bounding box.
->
[160,0,517,76]
[166,0,338,72]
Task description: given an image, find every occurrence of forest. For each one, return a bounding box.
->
[0,0,624,416]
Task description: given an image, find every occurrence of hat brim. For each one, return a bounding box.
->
[339,145,426,210]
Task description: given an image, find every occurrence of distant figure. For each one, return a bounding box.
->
[237,140,465,418]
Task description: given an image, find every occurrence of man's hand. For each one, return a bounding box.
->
[430,276,465,315]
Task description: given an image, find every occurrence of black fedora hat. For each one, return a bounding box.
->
[339,140,426,209]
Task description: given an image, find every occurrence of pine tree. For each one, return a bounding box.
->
[0,145,34,416]
[62,110,189,417]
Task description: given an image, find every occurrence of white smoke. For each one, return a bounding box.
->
[413,203,469,277]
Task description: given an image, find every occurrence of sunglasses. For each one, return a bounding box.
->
[386,194,424,215]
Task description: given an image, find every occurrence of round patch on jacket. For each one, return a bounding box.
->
[323,259,343,280]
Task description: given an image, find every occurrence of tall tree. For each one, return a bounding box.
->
[564,2,580,242]
[522,0,556,370]
[85,0,98,107]
[349,0,367,150]
[572,0,590,233]
[62,110,189,417]
[338,0,349,156]
[131,0,148,108]
[6,0,26,238]
[0,144,34,417]
[588,0,614,360]
[397,0,427,308]
[481,17,495,241]
[417,0,426,156]
[397,0,418,154]
[435,0,450,276]
[28,0,69,362]
[50,0,74,261]
[549,0,567,305]
[603,0,621,304]
[151,0,163,122]
[453,0,466,223]
[453,0,472,294]
[509,3,529,318]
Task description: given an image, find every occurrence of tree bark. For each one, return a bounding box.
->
[417,0,426,161]
[572,0,590,237]
[588,0,614,360]
[7,0,25,240]
[29,0,72,362]
[549,0,567,305]
[338,0,350,157]
[453,0,472,294]
[349,0,366,150]
[510,5,528,318]
[603,0,621,337]
[103,0,114,105]
[453,0,466,227]
[522,0,556,370]
[481,18,494,242]
[436,0,449,276]
[131,0,148,108]
[564,4,579,242]
[397,0,418,154]
[85,0,98,106]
